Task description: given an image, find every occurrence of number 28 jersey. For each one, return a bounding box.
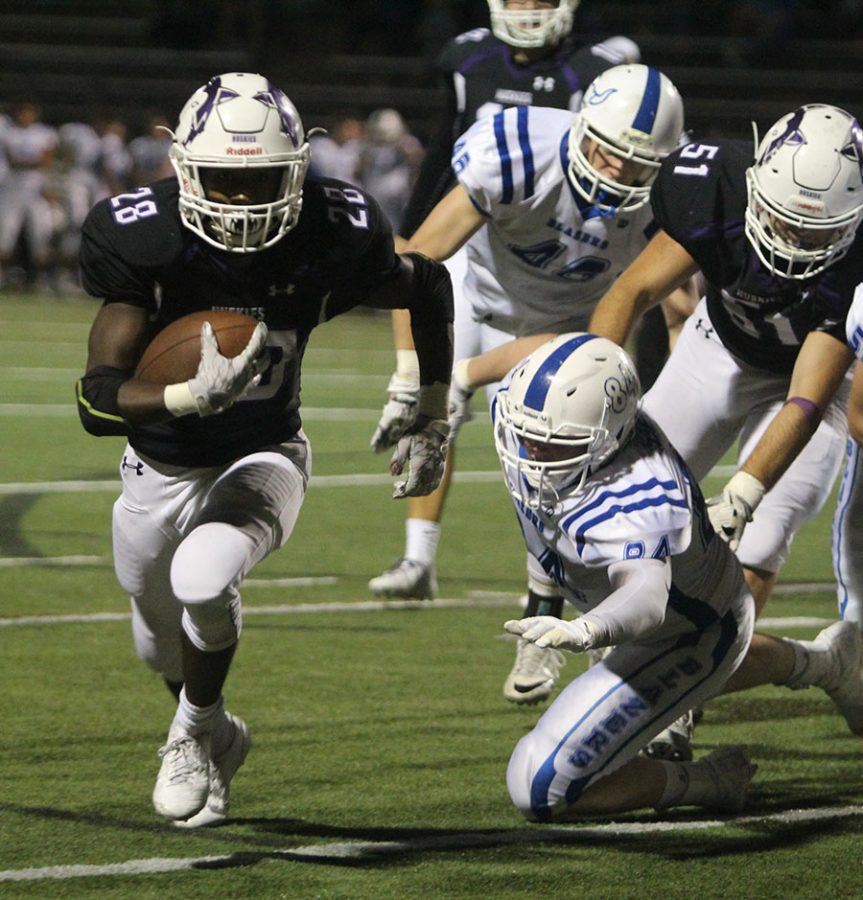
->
[80,177,398,467]
[652,139,863,375]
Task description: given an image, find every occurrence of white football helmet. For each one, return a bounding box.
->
[494,333,640,509]
[568,64,684,214]
[169,72,311,253]
[487,0,580,49]
[745,104,863,280]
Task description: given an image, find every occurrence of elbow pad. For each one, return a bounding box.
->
[76,366,130,436]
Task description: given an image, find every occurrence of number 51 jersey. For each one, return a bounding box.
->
[652,139,863,375]
[452,105,658,336]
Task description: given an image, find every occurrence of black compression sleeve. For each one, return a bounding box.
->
[404,253,454,386]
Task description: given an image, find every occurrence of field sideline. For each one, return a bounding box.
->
[1,292,860,899]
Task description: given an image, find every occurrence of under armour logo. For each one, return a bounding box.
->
[695,318,714,339]
[268,283,295,297]
[121,456,144,476]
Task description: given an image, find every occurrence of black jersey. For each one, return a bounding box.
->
[80,177,398,466]
[652,138,863,374]
[400,28,629,237]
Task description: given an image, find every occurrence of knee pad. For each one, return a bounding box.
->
[171,522,252,652]
[170,522,255,603]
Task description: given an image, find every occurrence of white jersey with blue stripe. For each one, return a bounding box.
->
[451,105,656,336]
[496,406,745,627]
[847,282,863,359]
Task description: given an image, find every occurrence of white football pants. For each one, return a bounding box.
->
[112,436,310,682]
[507,582,754,820]
[833,436,863,626]
[642,299,850,574]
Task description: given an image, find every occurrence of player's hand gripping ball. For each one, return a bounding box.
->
[135,310,261,384]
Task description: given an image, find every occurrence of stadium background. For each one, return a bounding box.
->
[2,0,862,143]
[2,3,863,895]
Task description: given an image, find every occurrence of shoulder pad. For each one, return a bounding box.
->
[83,179,186,269]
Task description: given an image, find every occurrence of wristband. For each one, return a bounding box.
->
[396,349,420,384]
[164,381,200,417]
[452,358,475,393]
[784,396,821,425]
[418,381,449,420]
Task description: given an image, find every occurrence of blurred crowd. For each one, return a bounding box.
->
[0,101,424,296]
[149,0,863,61]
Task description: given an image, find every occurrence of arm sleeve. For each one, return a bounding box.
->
[404,252,454,387]
[577,557,670,647]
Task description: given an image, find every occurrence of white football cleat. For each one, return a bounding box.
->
[813,621,863,735]
[368,558,437,600]
[691,745,757,813]
[152,726,210,821]
[642,710,695,762]
[503,637,565,704]
[174,713,251,828]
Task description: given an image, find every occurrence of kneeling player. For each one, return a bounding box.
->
[494,334,863,819]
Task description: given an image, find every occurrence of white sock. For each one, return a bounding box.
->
[783,636,835,691]
[655,758,719,810]
[405,518,441,566]
[172,688,224,737]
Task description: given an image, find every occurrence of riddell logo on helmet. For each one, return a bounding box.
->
[789,197,824,214]
[225,146,264,156]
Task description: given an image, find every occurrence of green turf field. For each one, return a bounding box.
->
[1,292,860,899]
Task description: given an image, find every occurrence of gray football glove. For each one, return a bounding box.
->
[706,471,766,551]
[389,416,449,498]
[505,615,596,653]
[187,321,269,416]
[370,372,420,452]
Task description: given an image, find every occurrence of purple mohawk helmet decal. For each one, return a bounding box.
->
[842,119,863,178]
[183,77,242,147]
[759,107,806,166]
[255,83,300,145]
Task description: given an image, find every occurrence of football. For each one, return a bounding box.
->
[135,310,260,384]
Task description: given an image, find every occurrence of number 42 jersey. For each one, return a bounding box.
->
[452,105,658,336]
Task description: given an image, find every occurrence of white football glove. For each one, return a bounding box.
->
[370,372,420,452]
[706,471,766,551]
[184,321,269,417]
[447,358,475,444]
[504,615,596,653]
[389,416,449,498]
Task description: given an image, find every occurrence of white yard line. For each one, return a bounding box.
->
[1,804,861,882]
[0,593,835,629]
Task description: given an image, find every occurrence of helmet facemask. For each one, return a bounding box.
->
[495,393,618,509]
[487,0,579,50]
[745,165,862,280]
[568,116,661,214]
[493,333,640,511]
